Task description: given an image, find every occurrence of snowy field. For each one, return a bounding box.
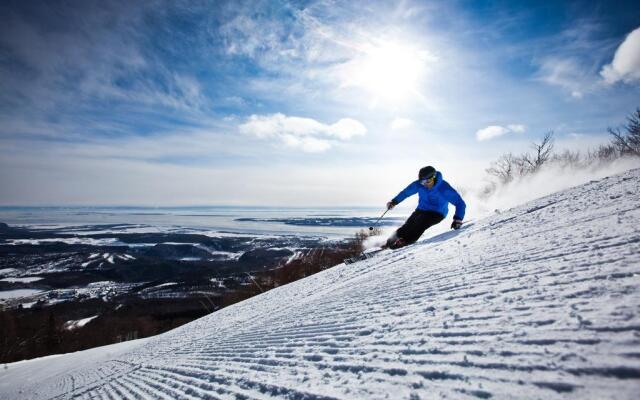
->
[1,169,639,399]
[0,289,43,300]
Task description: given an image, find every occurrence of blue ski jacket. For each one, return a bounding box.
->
[392,171,466,220]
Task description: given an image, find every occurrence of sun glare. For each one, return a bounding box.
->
[353,41,429,102]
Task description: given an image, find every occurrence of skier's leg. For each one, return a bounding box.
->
[384,232,395,248]
[403,211,445,245]
[388,211,421,248]
[384,231,401,249]
[385,235,406,249]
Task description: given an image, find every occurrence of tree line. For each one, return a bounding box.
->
[483,107,640,194]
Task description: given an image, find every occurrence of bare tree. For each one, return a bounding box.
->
[587,143,618,162]
[482,108,639,200]
[523,131,554,172]
[486,153,516,184]
[608,107,640,156]
[513,154,531,177]
[553,149,582,167]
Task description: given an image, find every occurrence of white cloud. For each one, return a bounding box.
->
[507,124,526,133]
[536,57,590,98]
[238,113,366,152]
[390,118,414,131]
[326,118,368,140]
[281,135,332,153]
[476,124,526,141]
[476,126,508,141]
[601,27,640,84]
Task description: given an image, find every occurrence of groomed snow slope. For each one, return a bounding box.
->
[2,169,639,399]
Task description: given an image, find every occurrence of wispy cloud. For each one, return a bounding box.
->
[476,124,526,141]
[238,113,366,153]
[390,118,414,131]
[532,20,619,98]
[214,1,441,111]
[601,26,640,85]
[536,57,592,98]
[216,2,352,75]
[0,1,210,140]
[0,122,254,164]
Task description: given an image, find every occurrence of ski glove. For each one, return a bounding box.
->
[386,201,397,210]
[451,219,463,230]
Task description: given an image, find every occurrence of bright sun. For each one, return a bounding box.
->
[351,41,429,102]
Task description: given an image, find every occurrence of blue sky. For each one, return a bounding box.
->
[0,0,639,206]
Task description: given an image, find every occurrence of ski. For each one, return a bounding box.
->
[344,248,386,264]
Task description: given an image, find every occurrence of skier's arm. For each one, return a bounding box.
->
[390,181,419,207]
[443,184,466,221]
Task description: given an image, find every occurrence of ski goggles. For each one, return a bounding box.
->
[420,174,436,184]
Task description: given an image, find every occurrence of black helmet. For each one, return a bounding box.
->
[419,166,436,180]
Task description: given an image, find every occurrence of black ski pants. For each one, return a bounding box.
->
[395,209,445,245]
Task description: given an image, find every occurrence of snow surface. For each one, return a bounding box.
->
[63,316,99,331]
[6,238,123,246]
[0,289,43,300]
[149,282,178,289]
[0,268,18,276]
[0,277,43,283]
[20,301,37,309]
[1,169,639,399]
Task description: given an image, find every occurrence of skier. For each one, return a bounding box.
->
[384,166,466,249]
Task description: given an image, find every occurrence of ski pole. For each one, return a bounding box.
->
[369,208,390,231]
